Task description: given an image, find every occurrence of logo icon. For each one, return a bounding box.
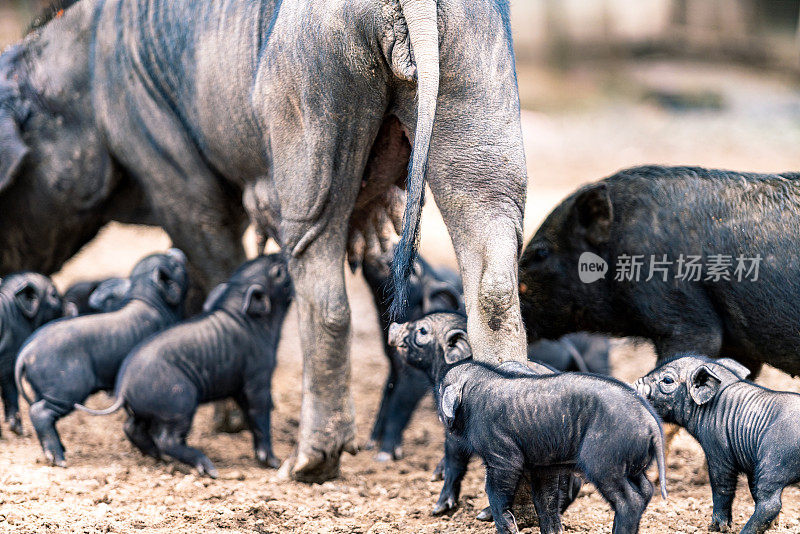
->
[578,252,608,283]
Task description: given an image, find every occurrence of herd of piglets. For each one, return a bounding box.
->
[2,165,800,534]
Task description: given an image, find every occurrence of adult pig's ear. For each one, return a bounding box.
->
[243,285,271,317]
[715,358,751,380]
[0,109,28,193]
[444,328,471,364]
[14,282,40,319]
[438,380,466,430]
[202,283,229,313]
[573,183,613,246]
[688,364,722,405]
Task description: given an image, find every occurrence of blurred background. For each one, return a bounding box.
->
[1,0,800,271]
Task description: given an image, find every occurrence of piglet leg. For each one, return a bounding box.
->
[741,485,783,534]
[373,365,428,461]
[529,470,564,534]
[0,373,22,435]
[485,464,523,534]
[239,381,280,469]
[29,400,67,467]
[708,464,737,532]
[152,420,218,478]
[123,416,159,459]
[432,437,470,515]
[593,476,648,534]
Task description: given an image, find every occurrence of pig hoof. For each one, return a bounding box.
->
[44,451,66,467]
[282,447,343,483]
[709,522,731,532]
[476,507,493,522]
[432,497,457,516]
[392,446,403,460]
[256,450,281,469]
[197,464,219,479]
[285,405,356,482]
[374,451,393,463]
[7,416,22,436]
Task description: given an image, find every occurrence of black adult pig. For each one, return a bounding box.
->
[76,254,293,478]
[0,273,63,435]
[390,312,666,534]
[15,250,188,466]
[63,277,129,316]
[636,355,800,534]
[519,165,800,376]
[1,0,528,481]
[362,250,463,461]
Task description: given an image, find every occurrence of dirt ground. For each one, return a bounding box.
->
[3,58,800,533]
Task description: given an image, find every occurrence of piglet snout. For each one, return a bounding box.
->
[388,323,404,347]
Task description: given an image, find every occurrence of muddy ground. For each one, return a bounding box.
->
[2,51,800,533]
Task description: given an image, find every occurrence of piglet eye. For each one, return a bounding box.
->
[414,325,431,345]
[533,247,550,261]
[662,376,674,384]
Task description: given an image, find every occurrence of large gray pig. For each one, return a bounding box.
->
[0,0,528,480]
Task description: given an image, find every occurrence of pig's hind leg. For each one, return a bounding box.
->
[529,470,565,534]
[590,475,648,534]
[484,461,523,533]
[741,476,784,534]
[28,399,68,467]
[151,418,218,478]
[630,472,654,504]
[123,416,159,459]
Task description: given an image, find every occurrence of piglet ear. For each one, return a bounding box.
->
[423,280,464,314]
[438,381,465,430]
[688,365,722,405]
[244,285,271,317]
[715,358,751,380]
[14,282,40,319]
[444,329,471,364]
[152,267,182,306]
[202,283,229,313]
